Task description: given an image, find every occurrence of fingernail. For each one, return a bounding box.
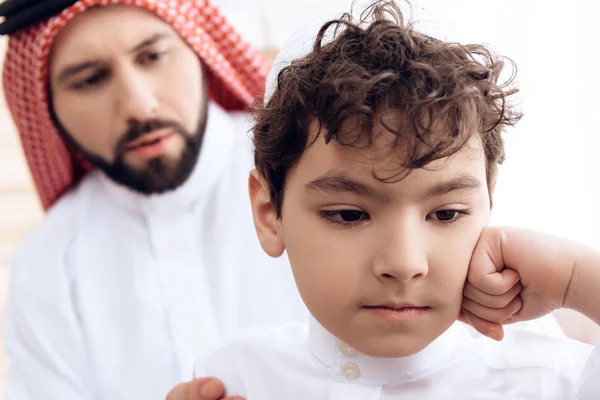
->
[200,380,219,398]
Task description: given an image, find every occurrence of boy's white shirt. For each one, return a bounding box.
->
[195,316,599,400]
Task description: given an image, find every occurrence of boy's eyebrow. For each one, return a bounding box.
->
[305,171,388,202]
[305,171,481,201]
[423,174,482,199]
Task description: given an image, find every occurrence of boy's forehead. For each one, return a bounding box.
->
[294,120,487,189]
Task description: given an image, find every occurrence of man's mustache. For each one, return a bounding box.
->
[116,119,186,154]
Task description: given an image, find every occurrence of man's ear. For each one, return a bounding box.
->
[249,169,285,257]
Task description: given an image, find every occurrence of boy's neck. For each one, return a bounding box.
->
[307,316,467,385]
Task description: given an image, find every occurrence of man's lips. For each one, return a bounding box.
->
[124,129,174,151]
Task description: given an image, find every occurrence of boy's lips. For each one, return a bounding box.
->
[374,301,425,309]
[362,302,431,322]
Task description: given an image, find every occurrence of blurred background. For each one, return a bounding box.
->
[0,0,598,394]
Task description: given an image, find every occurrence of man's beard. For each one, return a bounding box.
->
[89,117,206,195]
[66,107,208,195]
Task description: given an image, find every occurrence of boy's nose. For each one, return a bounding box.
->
[372,224,429,283]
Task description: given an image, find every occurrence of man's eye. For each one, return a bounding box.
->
[319,209,370,226]
[139,51,167,65]
[71,71,108,90]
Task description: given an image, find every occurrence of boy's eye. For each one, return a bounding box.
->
[435,210,457,221]
[427,209,469,223]
[319,209,370,226]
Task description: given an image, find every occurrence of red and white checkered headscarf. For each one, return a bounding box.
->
[2,0,271,211]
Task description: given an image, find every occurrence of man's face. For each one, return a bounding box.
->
[49,4,207,194]
[252,120,492,358]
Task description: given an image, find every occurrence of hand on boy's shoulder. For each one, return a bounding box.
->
[192,323,310,398]
[459,227,598,341]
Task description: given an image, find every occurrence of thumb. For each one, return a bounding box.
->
[459,308,505,341]
[469,228,520,296]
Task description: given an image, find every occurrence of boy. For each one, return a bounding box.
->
[194,2,599,398]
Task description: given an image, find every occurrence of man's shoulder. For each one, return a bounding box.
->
[11,172,104,270]
[211,323,309,357]
[196,323,310,373]
[195,323,313,397]
[228,111,255,158]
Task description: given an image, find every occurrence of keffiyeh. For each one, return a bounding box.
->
[1,0,271,210]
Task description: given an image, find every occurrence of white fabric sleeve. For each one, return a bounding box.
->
[574,340,600,399]
[4,248,97,399]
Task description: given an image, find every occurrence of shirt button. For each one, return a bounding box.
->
[339,343,358,357]
[341,362,360,380]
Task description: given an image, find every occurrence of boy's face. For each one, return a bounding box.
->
[251,118,492,358]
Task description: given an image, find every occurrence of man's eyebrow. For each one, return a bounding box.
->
[305,171,388,202]
[128,32,171,54]
[423,173,482,199]
[56,61,103,84]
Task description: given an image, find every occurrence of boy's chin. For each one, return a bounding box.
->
[355,332,445,358]
[354,319,457,358]
[359,340,432,358]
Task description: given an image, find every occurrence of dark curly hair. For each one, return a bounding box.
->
[253,0,522,216]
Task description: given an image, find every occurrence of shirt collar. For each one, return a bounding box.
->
[98,101,236,217]
[307,315,468,386]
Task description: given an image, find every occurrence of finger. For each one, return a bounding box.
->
[463,282,523,309]
[468,228,521,295]
[167,383,189,400]
[166,377,234,400]
[167,377,225,400]
[462,295,523,323]
[457,308,469,325]
[468,227,506,279]
[468,267,521,296]
[461,307,504,341]
[195,377,227,400]
[500,316,522,325]
[167,381,205,400]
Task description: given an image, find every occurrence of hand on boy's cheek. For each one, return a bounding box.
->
[458,228,525,341]
[459,227,577,340]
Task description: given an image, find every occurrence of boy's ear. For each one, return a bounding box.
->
[488,171,497,208]
[248,169,285,258]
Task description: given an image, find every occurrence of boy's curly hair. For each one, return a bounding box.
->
[253,0,522,216]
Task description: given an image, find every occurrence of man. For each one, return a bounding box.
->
[0,1,306,398]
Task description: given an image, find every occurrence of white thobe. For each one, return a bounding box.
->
[196,316,600,399]
[3,103,308,399]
